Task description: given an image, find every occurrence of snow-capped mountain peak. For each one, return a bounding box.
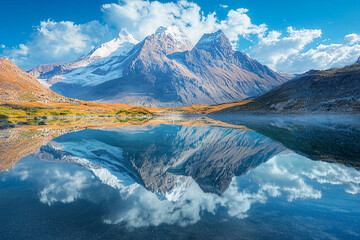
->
[195,30,228,47]
[28,30,139,87]
[75,30,138,65]
[28,28,288,106]
[194,29,233,57]
[155,25,184,38]
[154,25,193,52]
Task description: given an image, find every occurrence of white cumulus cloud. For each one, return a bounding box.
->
[101,0,267,46]
[3,20,112,69]
[39,169,90,206]
[273,33,360,73]
[1,0,360,73]
[249,27,322,71]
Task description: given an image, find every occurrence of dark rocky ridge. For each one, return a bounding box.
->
[218,61,360,113]
[213,114,360,169]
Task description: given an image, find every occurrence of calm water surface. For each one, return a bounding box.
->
[0,115,359,239]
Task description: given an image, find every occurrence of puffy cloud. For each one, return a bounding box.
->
[250,28,360,73]
[3,20,112,69]
[301,159,360,195]
[249,27,322,71]
[0,44,5,48]
[2,0,359,73]
[3,0,267,69]
[219,8,267,46]
[274,33,360,72]
[4,150,360,228]
[101,0,266,45]
[39,169,90,206]
[104,153,326,227]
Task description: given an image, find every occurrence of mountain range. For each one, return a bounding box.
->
[4,26,359,113]
[33,125,284,197]
[27,26,288,107]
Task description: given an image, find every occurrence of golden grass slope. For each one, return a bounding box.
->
[0,58,72,103]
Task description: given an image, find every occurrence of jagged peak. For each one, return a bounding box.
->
[154,26,192,48]
[194,30,233,55]
[214,29,225,35]
[141,25,193,53]
[73,29,138,64]
[116,29,138,43]
[155,25,183,37]
[196,30,227,42]
[357,56,360,63]
[89,30,138,57]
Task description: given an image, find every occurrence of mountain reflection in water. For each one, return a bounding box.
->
[35,125,285,195]
[0,115,359,239]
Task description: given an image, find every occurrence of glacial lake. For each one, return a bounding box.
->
[0,115,359,239]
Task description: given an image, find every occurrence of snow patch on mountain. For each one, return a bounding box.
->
[195,30,226,50]
[67,29,138,69]
[164,177,193,201]
[28,30,138,86]
[155,25,193,52]
[60,32,138,86]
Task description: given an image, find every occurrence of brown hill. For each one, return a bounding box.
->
[0,58,73,103]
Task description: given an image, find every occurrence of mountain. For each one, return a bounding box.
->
[0,58,73,103]
[33,125,284,196]
[28,26,288,107]
[218,60,360,113]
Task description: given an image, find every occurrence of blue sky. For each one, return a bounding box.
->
[1,0,360,72]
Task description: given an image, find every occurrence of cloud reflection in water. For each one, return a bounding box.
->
[8,151,359,228]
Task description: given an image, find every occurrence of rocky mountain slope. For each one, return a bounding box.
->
[0,58,73,103]
[218,60,360,113]
[28,26,288,107]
